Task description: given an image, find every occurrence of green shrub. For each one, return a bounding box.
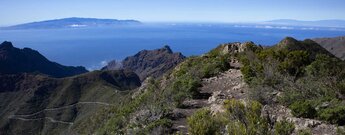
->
[224,99,268,135]
[319,105,345,125]
[278,50,310,76]
[289,100,317,118]
[144,118,172,133]
[174,77,200,107]
[187,109,222,135]
[241,64,256,82]
[337,81,345,96]
[274,119,295,135]
[227,120,248,135]
[306,54,345,77]
[297,129,312,135]
[337,127,345,135]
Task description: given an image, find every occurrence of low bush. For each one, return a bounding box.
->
[289,100,317,118]
[274,119,295,135]
[297,129,312,135]
[187,109,222,135]
[278,50,310,77]
[224,99,268,135]
[319,104,345,125]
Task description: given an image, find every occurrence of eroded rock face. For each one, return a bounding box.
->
[103,46,185,81]
[221,42,248,54]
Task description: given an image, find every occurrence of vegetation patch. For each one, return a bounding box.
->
[238,38,345,125]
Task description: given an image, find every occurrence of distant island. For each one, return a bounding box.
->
[3,17,141,29]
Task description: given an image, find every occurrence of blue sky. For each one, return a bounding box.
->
[0,0,344,26]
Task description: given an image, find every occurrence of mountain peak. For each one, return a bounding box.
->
[0,41,14,49]
[162,45,173,53]
[280,36,299,45]
[277,37,300,49]
[0,41,88,77]
[274,37,334,59]
[103,46,185,81]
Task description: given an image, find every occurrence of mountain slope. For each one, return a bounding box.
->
[102,45,185,81]
[84,37,345,135]
[0,69,141,135]
[4,17,141,29]
[313,36,345,60]
[0,41,88,78]
[1,37,344,135]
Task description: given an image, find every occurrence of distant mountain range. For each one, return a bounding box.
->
[265,19,345,27]
[313,36,345,60]
[3,17,141,29]
[0,41,88,77]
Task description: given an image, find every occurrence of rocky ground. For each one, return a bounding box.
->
[169,41,343,134]
[262,105,341,135]
[171,68,248,134]
[170,66,341,135]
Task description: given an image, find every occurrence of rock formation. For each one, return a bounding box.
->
[103,45,185,81]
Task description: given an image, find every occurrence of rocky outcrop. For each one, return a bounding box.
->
[103,45,185,81]
[262,105,340,135]
[313,36,345,60]
[0,41,88,78]
[220,42,250,68]
[221,42,248,54]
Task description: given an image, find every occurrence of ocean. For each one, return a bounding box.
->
[0,23,344,70]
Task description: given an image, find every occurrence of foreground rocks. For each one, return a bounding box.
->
[262,105,341,135]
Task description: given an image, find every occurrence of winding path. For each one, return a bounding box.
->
[8,101,115,126]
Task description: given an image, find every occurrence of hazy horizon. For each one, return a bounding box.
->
[1,0,345,26]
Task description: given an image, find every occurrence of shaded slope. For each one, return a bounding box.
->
[0,70,141,135]
[0,41,88,78]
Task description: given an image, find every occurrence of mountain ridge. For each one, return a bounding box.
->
[0,41,88,78]
[102,45,186,81]
[312,36,345,60]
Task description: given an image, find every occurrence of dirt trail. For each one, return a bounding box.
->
[9,116,74,125]
[8,101,114,127]
[10,101,114,117]
[171,68,248,133]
